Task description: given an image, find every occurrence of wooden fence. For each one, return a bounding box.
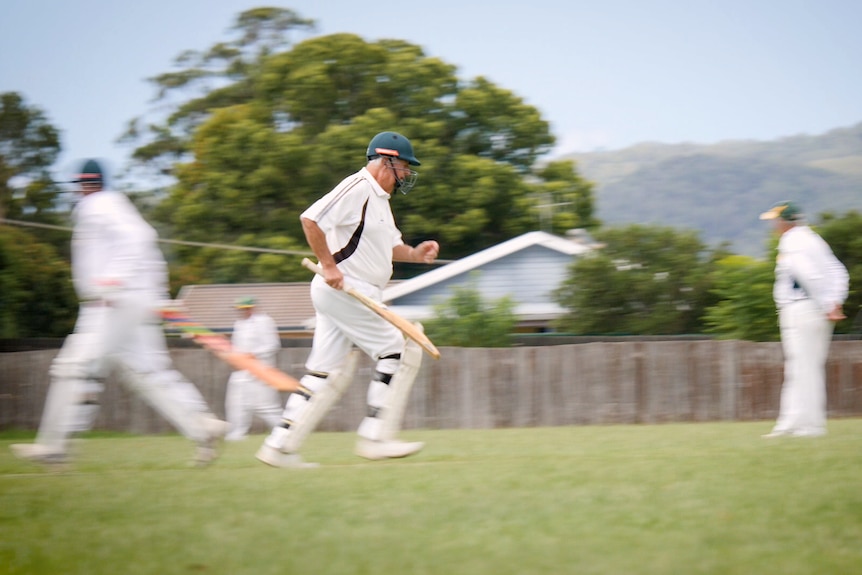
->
[2,341,862,434]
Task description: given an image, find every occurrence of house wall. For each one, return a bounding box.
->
[393,246,575,306]
[4,341,861,433]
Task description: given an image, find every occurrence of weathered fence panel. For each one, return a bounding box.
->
[2,341,862,434]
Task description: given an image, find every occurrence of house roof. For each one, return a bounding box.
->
[174,283,315,335]
[382,230,592,303]
[171,231,596,334]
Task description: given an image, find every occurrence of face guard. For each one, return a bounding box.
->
[384,156,418,194]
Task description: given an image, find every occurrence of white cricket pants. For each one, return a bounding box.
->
[772,299,834,435]
[263,276,405,450]
[37,293,215,451]
[225,370,283,440]
[305,275,404,371]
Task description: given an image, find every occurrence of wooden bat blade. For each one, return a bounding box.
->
[216,350,302,393]
[301,258,441,359]
[346,287,441,359]
[160,308,303,392]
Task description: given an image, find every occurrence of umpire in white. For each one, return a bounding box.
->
[760,201,849,438]
[257,132,440,468]
[224,296,283,441]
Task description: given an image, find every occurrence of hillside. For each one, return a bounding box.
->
[563,123,862,257]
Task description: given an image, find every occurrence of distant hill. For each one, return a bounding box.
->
[563,123,862,257]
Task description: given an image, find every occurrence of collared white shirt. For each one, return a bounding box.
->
[231,312,280,367]
[301,167,404,289]
[71,190,169,300]
[773,225,848,312]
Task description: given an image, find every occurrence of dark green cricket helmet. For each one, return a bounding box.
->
[366,132,420,166]
[71,159,104,185]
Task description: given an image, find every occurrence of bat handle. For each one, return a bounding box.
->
[302,257,351,291]
[301,257,323,276]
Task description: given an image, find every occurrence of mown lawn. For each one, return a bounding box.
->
[2,420,861,575]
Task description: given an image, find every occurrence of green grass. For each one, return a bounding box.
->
[2,420,862,575]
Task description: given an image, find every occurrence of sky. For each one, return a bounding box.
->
[1,0,861,181]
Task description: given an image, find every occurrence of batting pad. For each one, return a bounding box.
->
[380,336,423,441]
[281,351,359,453]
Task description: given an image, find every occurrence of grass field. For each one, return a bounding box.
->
[2,420,861,575]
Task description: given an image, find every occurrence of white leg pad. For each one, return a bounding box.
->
[69,380,104,432]
[280,351,359,454]
[34,377,88,452]
[380,337,423,441]
[36,333,108,450]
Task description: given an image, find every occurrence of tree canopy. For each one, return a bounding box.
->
[0,225,77,338]
[123,9,596,284]
[702,255,778,341]
[0,92,63,226]
[423,274,518,347]
[553,225,720,335]
[0,93,75,337]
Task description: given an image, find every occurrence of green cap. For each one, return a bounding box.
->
[234,296,256,308]
[759,201,803,221]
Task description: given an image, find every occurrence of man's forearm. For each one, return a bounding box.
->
[301,217,336,267]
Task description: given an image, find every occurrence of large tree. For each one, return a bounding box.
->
[0,92,76,337]
[553,225,720,335]
[0,92,63,225]
[0,226,77,337]
[123,7,317,176]
[702,255,778,341]
[125,10,596,284]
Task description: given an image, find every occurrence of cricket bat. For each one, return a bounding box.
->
[301,258,441,359]
[160,307,304,392]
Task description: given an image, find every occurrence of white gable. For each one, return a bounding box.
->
[383,232,591,302]
[383,231,592,305]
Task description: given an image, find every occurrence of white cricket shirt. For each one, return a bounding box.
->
[71,190,169,300]
[231,312,280,366]
[301,167,404,289]
[773,225,849,312]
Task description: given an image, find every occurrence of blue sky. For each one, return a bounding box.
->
[1,0,860,180]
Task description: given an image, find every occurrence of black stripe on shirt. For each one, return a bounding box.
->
[333,198,369,264]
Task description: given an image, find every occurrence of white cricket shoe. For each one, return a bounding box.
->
[255,444,319,469]
[10,443,68,465]
[355,439,424,461]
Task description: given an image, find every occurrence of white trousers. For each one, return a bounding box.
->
[225,370,283,440]
[37,294,215,451]
[771,299,834,436]
[305,275,404,372]
[263,277,405,450]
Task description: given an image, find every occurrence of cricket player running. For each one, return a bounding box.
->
[256,131,440,468]
[11,159,228,467]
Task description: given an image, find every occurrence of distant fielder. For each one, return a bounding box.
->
[759,200,849,438]
[224,296,284,441]
[256,131,440,468]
